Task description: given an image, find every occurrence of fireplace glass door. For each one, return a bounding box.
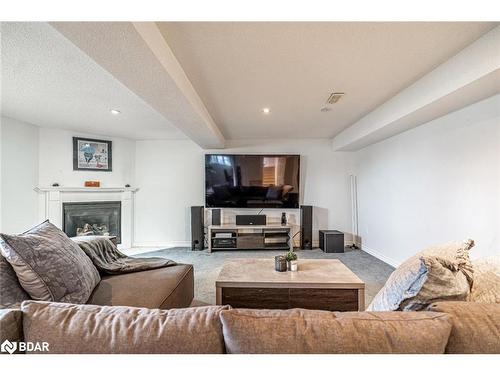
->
[63,201,121,243]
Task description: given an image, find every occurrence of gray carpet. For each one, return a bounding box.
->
[135,247,394,307]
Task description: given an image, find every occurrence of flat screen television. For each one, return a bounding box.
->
[205,154,300,208]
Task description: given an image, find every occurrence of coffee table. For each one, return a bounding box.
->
[215,259,365,311]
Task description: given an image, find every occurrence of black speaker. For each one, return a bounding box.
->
[212,208,221,226]
[300,205,313,249]
[236,214,266,226]
[190,206,204,250]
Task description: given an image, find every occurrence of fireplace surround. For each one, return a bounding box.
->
[35,186,138,248]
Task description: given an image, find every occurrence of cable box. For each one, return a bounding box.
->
[212,238,237,248]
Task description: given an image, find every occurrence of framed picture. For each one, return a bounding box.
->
[73,137,112,172]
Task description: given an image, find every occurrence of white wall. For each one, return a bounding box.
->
[0,122,136,234]
[0,116,40,233]
[38,127,136,188]
[134,138,355,247]
[355,95,500,266]
[5,97,497,264]
[0,117,2,231]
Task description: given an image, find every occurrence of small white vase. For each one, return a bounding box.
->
[290,260,298,272]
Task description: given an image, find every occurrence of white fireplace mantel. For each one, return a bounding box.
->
[35,186,139,193]
[35,186,139,248]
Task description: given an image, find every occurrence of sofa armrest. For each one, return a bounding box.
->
[428,301,500,353]
[0,308,23,354]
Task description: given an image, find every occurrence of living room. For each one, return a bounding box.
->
[1,0,499,372]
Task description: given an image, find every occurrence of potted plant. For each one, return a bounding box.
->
[285,251,298,271]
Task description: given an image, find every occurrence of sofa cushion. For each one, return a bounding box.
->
[367,239,474,311]
[0,221,100,304]
[22,301,229,354]
[87,264,194,309]
[0,254,30,309]
[220,308,452,354]
[468,257,500,303]
[0,308,23,354]
[428,301,500,354]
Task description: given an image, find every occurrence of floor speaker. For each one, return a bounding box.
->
[300,205,313,249]
[212,208,221,226]
[191,206,204,250]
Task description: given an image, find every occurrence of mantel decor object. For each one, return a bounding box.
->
[73,137,112,172]
[84,181,100,188]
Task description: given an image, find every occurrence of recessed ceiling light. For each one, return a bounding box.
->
[261,108,270,114]
[110,109,121,115]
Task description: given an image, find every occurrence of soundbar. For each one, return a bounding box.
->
[235,214,267,226]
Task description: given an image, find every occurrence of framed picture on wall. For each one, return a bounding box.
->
[73,137,112,172]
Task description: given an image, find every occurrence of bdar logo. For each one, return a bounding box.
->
[1,339,49,354]
[1,339,17,354]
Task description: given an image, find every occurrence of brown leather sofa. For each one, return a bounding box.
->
[1,300,498,354]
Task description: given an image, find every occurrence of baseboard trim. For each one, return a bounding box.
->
[132,241,191,248]
[361,245,400,268]
[133,240,357,250]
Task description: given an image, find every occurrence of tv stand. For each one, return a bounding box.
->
[208,224,292,252]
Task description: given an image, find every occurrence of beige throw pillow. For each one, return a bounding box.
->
[368,239,474,311]
[468,257,500,303]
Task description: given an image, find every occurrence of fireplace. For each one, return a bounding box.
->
[63,201,121,243]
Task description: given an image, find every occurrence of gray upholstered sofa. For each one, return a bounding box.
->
[1,300,499,354]
[0,222,194,311]
[87,264,194,310]
[0,250,194,311]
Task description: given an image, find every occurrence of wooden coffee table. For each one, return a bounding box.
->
[215,259,365,311]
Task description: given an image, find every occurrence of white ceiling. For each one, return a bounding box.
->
[1,22,496,144]
[1,22,186,140]
[158,22,497,139]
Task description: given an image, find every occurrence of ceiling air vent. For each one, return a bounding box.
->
[326,92,345,104]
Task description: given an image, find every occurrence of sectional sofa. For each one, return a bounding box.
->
[1,300,499,354]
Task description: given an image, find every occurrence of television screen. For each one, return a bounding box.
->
[205,154,300,208]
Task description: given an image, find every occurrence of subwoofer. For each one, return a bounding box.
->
[211,208,221,226]
[190,206,204,250]
[300,205,313,249]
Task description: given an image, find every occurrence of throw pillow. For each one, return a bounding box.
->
[0,221,100,304]
[0,253,30,309]
[367,239,474,311]
[22,301,230,354]
[468,257,500,303]
[220,308,452,354]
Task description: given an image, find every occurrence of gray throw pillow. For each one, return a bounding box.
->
[0,254,30,309]
[367,239,474,311]
[0,221,100,304]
